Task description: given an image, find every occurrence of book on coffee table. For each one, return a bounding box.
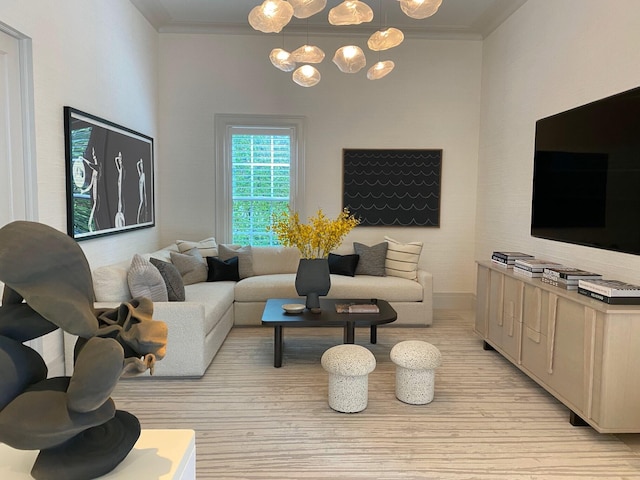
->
[335,303,380,314]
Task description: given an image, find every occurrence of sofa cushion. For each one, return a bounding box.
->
[127,254,168,302]
[206,256,240,282]
[219,244,254,279]
[328,274,423,302]
[354,242,388,276]
[384,236,423,281]
[328,253,359,277]
[234,274,299,302]
[150,257,186,302]
[251,246,300,275]
[183,281,236,334]
[170,250,208,285]
[177,237,218,257]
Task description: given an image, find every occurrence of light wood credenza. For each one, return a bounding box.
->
[476,260,640,433]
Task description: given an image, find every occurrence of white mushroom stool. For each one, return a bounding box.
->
[390,340,442,405]
[321,344,376,413]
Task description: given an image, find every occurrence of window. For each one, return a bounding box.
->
[215,115,305,245]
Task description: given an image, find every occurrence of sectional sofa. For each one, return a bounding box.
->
[64,241,433,378]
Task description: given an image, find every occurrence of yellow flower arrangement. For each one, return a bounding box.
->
[268,208,360,259]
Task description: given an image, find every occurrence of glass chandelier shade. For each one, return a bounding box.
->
[269,48,297,72]
[332,45,367,73]
[291,44,326,63]
[367,60,395,80]
[289,0,327,19]
[397,0,443,20]
[367,27,404,51]
[293,65,321,87]
[248,0,294,33]
[328,1,374,26]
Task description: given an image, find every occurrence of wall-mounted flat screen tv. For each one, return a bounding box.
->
[531,86,640,255]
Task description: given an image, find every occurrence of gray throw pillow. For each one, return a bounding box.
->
[218,244,254,279]
[150,257,186,301]
[170,250,208,285]
[353,242,388,276]
[127,254,169,301]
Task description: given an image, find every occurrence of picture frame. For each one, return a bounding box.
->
[64,107,155,240]
[342,148,442,227]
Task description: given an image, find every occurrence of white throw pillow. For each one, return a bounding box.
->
[176,237,218,257]
[384,236,423,281]
[127,254,169,301]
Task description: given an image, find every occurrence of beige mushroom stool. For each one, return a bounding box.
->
[390,340,442,405]
[321,344,376,413]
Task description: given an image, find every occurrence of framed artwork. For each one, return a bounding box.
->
[342,148,442,227]
[64,107,154,240]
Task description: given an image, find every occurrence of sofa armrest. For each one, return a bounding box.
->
[65,301,208,376]
[416,269,433,303]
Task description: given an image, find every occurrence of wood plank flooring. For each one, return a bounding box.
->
[112,310,640,479]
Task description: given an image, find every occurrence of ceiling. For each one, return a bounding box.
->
[130,0,528,39]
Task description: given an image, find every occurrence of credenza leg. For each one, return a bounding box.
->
[569,410,589,427]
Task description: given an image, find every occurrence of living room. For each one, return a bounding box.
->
[2,0,640,476]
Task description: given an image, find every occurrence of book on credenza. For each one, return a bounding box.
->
[335,303,380,314]
[513,266,543,278]
[514,258,563,272]
[540,276,578,290]
[578,279,640,298]
[492,251,535,261]
[542,266,602,280]
[577,287,640,305]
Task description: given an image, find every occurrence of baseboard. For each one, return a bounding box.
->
[433,292,475,311]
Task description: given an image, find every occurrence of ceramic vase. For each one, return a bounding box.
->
[295,258,331,313]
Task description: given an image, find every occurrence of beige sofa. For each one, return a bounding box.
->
[64,244,433,378]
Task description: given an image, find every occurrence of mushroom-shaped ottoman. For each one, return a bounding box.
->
[321,344,376,413]
[390,340,442,405]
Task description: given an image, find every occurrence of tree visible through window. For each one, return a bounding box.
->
[215,115,305,246]
[231,132,290,245]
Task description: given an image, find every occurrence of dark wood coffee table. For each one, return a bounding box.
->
[261,298,397,367]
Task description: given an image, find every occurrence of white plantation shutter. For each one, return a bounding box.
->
[215,115,305,245]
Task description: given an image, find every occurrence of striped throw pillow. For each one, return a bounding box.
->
[384,236,423,281]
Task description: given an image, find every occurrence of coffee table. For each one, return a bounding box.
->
[261,298,397,367]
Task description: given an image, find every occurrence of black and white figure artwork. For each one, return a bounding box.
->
[342,149,442,227]
[64,107,154,240]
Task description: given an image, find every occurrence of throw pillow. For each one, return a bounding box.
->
[150,257,186,301]
[127,254,169,301]
[170,250,208,285]
[353,242,388,276]
[218,244,254,279]
[384,236,423,281]
[206,256,240,282]
[328,253,360,277]
[176,237,218,257]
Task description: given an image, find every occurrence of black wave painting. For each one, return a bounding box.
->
[343,149,442,227]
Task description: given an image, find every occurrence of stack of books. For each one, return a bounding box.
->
[491,251,534,268]
[578,279,640,304]
[513,258,563,278]
[541,266,602,290]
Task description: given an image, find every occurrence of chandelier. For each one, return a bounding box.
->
[248,0,443,87]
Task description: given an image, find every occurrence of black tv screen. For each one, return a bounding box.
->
[531,86,640,255]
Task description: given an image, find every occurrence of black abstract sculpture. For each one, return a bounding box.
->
[0,221,168,479]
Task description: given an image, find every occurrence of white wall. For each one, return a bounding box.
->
[0,0,159,374]
[0,0,160,269]
[157,33,482,303]
[476,0,640,285]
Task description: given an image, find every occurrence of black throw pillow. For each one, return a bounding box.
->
[328,253,360,277]
[206,256,240,282]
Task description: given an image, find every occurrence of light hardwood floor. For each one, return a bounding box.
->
[112,310,640,479]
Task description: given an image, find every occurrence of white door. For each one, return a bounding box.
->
[0,28,27,226]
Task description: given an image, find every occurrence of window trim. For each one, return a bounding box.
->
[214,114,305,244]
